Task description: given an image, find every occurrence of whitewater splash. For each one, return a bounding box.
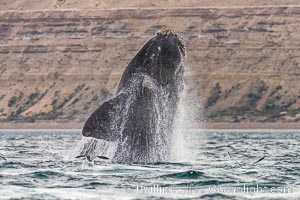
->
[170,83,205,163]
[75,78,205,163]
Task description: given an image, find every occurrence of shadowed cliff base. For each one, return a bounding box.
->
[1,122,300,130]
[0,2,300,128]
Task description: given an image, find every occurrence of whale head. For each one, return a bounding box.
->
[117,28,185,91]
[155,27,186,59]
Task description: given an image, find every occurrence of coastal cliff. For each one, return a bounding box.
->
[1,1,300,128]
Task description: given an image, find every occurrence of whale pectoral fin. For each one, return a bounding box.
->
[82,93,128,141]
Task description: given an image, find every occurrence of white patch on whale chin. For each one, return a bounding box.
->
[143,75,157,90]
[158,46,161,51]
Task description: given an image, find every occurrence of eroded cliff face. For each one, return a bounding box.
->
[0,6,300,125]
[1,0,300,10]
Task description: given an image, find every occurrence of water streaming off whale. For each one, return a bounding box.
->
[77,62,185,162]
[77,29,187,163]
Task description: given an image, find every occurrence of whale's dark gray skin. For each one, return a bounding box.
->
[80,28,185,163]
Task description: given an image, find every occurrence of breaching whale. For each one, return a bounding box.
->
[78,28,185,163]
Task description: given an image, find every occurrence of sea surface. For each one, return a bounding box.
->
[0,129,299,199]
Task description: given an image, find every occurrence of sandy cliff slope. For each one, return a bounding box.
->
[0,1,300,127]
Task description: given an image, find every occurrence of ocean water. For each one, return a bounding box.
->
[0,129,299,200]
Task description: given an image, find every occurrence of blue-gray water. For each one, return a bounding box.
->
[0,129,299,199]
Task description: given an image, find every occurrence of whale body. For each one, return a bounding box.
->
[79,28,185,163]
